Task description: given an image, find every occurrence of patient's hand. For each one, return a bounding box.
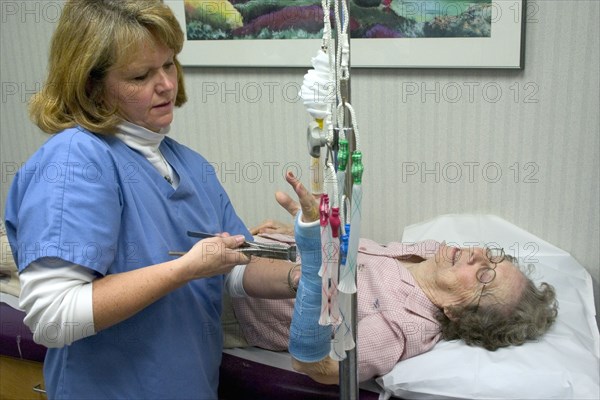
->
[291,356,339,385]
[279,172,320,223]
[249,173,319,235]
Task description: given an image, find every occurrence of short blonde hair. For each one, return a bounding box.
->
[30,0,187,135]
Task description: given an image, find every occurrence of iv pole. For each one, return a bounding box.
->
[337,1,358,398]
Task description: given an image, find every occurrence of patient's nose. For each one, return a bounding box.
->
[467,248,486,264]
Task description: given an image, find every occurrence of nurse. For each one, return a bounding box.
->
[4,1,298,398]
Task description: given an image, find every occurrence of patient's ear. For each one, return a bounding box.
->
[443,306,459,321]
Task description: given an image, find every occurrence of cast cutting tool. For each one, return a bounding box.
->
[169,231,296,262]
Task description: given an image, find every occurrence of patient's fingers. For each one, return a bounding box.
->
[275,191,300,217]
[285,172,319,222]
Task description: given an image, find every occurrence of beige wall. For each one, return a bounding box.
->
[1,1,598,324]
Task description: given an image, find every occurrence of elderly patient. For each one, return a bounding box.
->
[232,172,558,384]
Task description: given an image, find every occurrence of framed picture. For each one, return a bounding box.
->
[168,0,526,69]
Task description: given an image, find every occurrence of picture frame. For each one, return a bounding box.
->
[168,0,526,69]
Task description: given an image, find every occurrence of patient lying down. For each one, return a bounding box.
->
[234,172,558,384]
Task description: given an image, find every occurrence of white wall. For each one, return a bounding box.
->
[1,1,598,324]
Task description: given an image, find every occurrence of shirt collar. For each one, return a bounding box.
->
[115,121,171,150]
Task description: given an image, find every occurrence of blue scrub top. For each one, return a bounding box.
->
[5,127,252,399]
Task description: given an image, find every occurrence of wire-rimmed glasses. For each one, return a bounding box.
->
[475,247,506,311]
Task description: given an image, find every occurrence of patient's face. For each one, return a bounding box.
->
[433,245,526,308]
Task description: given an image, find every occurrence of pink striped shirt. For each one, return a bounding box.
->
[232,236,442,381]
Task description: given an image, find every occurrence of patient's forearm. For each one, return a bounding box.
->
[288,214,331,362]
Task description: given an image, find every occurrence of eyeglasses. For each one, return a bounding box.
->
[475,247,506,311]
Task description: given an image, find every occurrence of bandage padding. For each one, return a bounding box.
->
[288,214,331,362]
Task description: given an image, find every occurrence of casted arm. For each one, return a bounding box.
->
[278,171,342,384]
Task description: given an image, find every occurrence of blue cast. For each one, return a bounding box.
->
[288,213,331,362]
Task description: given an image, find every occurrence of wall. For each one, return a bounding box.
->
[1,1,598,323]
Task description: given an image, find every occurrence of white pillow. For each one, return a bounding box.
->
[377,214,599,400]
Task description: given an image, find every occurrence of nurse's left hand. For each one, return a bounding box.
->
[250,219,293,236]
[179,235,250,280]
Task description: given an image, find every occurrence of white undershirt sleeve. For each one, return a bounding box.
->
[224,264,248,298]
[18,258,96,348]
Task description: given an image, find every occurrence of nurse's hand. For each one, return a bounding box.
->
[249,219,294,236]
[180,235,250,280]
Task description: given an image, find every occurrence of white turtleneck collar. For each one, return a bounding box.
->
[114,121,179,188]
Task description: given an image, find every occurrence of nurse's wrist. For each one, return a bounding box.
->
[169,256,197,283]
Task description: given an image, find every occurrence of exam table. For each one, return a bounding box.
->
[0,300,379,399]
